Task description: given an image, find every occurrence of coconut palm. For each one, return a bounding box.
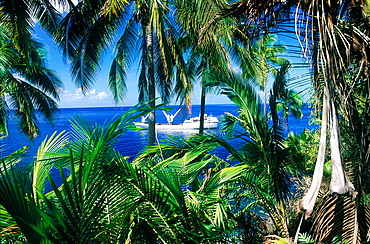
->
[245,34,288,118]
[54,0,191,146]
[175,0,238,134]
[0,103,243,242]
[0,22,62,139]
[276,89,304,130]
[219,68,294,239]
[138,64,308,241]
[291,2,369,242]
[268,60,304,130]
[221,0,370,242]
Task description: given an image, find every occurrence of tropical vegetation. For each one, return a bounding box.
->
[0,1,62,139]
[0,0,369,243]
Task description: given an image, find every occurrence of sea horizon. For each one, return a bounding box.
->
[1,104,317,161]
[57,102,237,109]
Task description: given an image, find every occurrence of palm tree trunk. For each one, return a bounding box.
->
[299,5,357,219]
[324,9,356,197]
[147,25,156,146]
[199,81,206,135]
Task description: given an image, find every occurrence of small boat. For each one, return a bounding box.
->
[134,110,219,130]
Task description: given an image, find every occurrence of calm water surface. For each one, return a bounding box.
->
[0,104,317,161]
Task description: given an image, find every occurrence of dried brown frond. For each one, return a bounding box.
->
[312,194,359,243]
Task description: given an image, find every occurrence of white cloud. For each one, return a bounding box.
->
[59,89,113,107]
[97,91,109,100]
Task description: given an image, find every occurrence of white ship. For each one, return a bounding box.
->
[134,110,219,130]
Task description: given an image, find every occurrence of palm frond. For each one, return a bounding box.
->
[56,0,123,93]
[0,146,27,172]
[33,131,69,196]
[240,170,290,237]
[108,19,139,103]
[31,0,62,36]
[0,0,35,58]
[37,154,110,242]
[19,65,62,100]
[0,20,61,139]
[7,78,60,138]
[0,161,50,243]
[101,0,130,18]
[312,194,358,243]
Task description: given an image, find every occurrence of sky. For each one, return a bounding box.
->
[35,25,312,108]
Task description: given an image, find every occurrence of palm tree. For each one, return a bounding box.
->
[245,34,288,118]
[276,89,304,130]
[175,0,236,134]
[267,60,305,130]
[182,5,283,136]
[222,0,370,242]
[55,0,189,146]
[0,104,239,243]
[219,69,294,239]
[137,65,308,241]
[0,21,62,139]
[292,2,369,242]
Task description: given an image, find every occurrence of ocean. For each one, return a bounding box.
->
[0,104,317,161]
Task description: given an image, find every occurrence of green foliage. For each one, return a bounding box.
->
[298,232,315,244]
[0,21,61,139]
[137,63,312,242]
[284,129,319,174]
[0,104,241,243]
[1,0,368,243]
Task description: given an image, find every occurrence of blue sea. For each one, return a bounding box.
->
[0,104,317,161]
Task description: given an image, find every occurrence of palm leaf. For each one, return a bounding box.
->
[0,146,27,171]
[109,19,139,103]
[0,0,35,58]
[0,20,61,139]
[37,153,109,242]
[31,0,62,36]
[0,161,51,243]
[312,194,358,243]
[33,131,69,196]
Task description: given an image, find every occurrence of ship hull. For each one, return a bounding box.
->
[134,122,218,130]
